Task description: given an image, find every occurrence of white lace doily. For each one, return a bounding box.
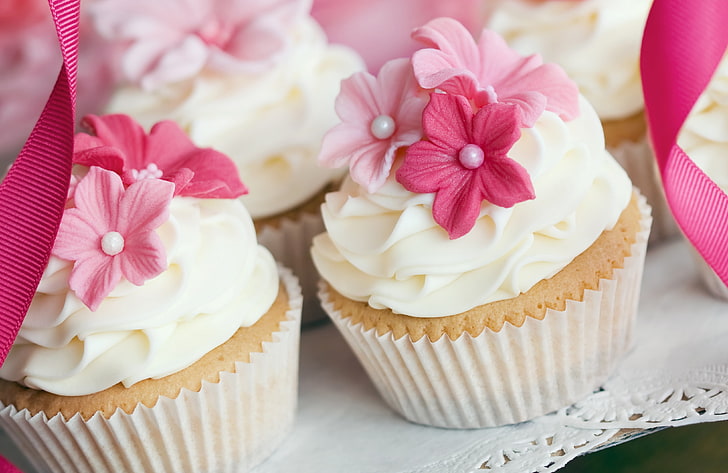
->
[0,239,726,473]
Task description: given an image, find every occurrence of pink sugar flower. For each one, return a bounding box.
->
[89,0,303,89]
[397,94,535,239]
[318,58,427,193]
[53,167,175,311]
[74,114,247,199]
[411,17,579,127]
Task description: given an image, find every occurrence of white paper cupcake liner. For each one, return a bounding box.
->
[609,138,679,244]
[688,245,728,301]
[258,211,326,326]
[321,195,651,429]
[0,265,303,473]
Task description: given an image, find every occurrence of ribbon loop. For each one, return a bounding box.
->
[641,0,728,286]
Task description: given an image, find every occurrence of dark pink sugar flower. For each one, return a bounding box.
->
[318,58,427,193]
[74,114,247,199]
[397,94,535,239]
[53,167,174,311]
[411,17,579,127]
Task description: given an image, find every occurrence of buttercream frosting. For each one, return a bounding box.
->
[311,96,632,317]
[0,195,279,396]
[677,51,728,192]
[105,16,364,219]
[486,0,652,121]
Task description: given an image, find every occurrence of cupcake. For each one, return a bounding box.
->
[676,51,728,300]
[0,115,303,472]
[86,0,364,324]
[312,18,651,428]
[484,0,676,242]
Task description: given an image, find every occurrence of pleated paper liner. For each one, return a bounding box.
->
[258,212,326,326]
[609,137,680,244]
[320,194,651,429]
[0,265,302,473]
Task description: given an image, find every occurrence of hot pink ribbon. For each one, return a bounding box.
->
[641,0,728,286]
[0,0,77,363]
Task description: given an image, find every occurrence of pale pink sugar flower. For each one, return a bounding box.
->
[318,58,427,193]
[89,0,305,89]
[411,17,580,128]
[53,167,175,311]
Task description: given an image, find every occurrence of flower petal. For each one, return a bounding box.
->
[318,122,376,169]
[73,145,127,176]
[139,35,209,89]
[119,230,168,286]
[78,115,148,171]
[477,156,536,208]
[376,58,418,117]
[71,167,123,232]
[477,30,579,123]
[411,17,481,93]
[335,71,381,123]
[349,140,397,193]
[116,177,174,237]
[53,210,107,262]
[143,119,199,170]
[472,102,522,155]
[431,171,482,239]
[174,150,248,198]
[68,253,122,312]
[421,93,472,151]
[397,140,461,194]
[499,92,548,129]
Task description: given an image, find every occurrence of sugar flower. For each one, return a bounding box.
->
[53,167,174,311]
[318,58,427,193]
[411,17,579,127]
[397,94,535,239]
[74,114,247,199]
[89,0,304,89]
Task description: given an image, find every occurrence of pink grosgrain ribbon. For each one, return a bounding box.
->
[641,0,728,286]
[0,0,77,364]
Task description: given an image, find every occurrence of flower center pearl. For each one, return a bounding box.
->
[458,144,484,169]
[483,85,498,104]
[370,115,396,140]
[101,231,125,256]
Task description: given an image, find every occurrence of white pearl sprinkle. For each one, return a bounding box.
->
[458,144,485,169]
[370,115,396,140]
[131,163,163,182]
[101,231,125,256]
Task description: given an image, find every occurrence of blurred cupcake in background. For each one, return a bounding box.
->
[484,0,677,243]
[87,0,364,323]
[0,0,118,169]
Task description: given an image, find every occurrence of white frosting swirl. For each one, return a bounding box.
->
[105,17,364,219]
[311,96,632,317]
[677,51,728,192]
[486,0,652,121]
[0,197,279,396]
